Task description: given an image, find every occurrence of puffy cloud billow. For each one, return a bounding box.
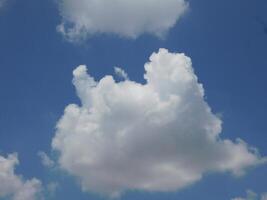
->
[0,153,42,200]
[57,0,188,41]
[52,49,266,196]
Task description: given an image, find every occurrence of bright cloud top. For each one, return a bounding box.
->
[0,153,42,200]
[52,49,266,196]
[57,0,188,41]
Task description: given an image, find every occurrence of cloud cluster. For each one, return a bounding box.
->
[232,190,267,200]
[57,0,188,42]
[0,153,42,200]
[52,49,266,196]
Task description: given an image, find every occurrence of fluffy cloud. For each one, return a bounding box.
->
[232,190,267,200]
[57,0,188,42]
[0,153,42,200]
[52,48,266,196]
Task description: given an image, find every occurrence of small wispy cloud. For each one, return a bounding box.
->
[114,66,129,80]
[38,151,55,168]
[232,190,267,200]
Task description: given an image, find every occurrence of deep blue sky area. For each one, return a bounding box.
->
[0,0,267,199]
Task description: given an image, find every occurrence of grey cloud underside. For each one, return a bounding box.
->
[57,0,188,41]
[52,49,266,196]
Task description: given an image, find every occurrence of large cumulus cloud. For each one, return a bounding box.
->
[52,49,266,196]
[57,0,188,41]
[0,153,42,200]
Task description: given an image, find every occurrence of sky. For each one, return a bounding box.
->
[0,0,267,200]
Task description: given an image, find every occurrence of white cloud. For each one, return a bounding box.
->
[38,151,55,168]
[57,0,188,42]
[52,48,266,196]
[114,67,128,80]
[0,153,42,200]
[232,190,267,200]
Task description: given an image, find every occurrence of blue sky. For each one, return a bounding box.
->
[0,0,267,199]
